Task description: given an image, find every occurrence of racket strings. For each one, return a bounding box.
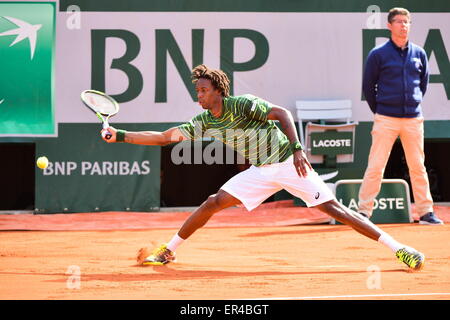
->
[84,92,118,115]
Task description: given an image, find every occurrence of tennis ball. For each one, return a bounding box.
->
[36,156,49,170]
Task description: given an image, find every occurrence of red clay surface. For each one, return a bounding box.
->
[0,201,449,300]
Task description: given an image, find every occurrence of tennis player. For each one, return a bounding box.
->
[102,65,424,270]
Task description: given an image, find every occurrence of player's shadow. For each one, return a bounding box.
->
[157,265,405,278]
[7,266,405,284]
[86,265,404,281]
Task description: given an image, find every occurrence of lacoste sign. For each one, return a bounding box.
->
[312,138,352,148]
[334,179,413,224]
[310,131,353,156]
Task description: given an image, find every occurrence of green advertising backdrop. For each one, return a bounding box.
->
[0,2,55,136]
[35,123,161,213]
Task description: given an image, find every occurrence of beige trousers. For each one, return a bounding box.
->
[358,114,433,217]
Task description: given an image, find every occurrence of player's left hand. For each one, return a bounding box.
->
[293,150,312,177]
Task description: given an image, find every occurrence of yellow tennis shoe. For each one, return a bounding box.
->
[142,244,176,266]
[395,247,425,271]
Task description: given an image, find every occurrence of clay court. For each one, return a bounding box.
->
[1,202,449,300]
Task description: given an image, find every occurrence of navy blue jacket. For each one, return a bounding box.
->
[362,39,429,118]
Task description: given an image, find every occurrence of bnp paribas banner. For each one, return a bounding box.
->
[0,2,55,136]
[35,123,161,213]
[56,0,450,125]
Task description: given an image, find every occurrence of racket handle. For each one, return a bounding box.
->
[102,121,111,139]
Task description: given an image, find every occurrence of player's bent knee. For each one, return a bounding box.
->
[204,194,219,209]
[208,190,240,210]
[204,194,228,211]
[201,190,241,214]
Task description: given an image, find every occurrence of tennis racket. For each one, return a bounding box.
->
[81,90,120,140]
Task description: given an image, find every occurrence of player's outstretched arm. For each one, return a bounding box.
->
[101,126,187,146]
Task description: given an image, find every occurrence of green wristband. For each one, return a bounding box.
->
[116,129,127,142]
[290,141,303,153]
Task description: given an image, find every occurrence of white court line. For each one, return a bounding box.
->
[243,292,450,300]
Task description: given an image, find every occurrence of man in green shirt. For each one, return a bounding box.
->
[103,65,424,271]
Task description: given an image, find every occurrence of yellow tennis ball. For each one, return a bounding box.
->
[37,156,49,169]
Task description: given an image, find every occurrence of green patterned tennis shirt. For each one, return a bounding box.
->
[177,94,293,166]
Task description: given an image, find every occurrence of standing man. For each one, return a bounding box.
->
[359,7,443,225]
[103,64,425,270]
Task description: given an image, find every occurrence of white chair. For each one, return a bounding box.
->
[295,100,358,164]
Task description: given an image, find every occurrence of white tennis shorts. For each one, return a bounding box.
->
[221,156,335,211]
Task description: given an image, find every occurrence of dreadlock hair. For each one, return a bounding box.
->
[191,64,231,97]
